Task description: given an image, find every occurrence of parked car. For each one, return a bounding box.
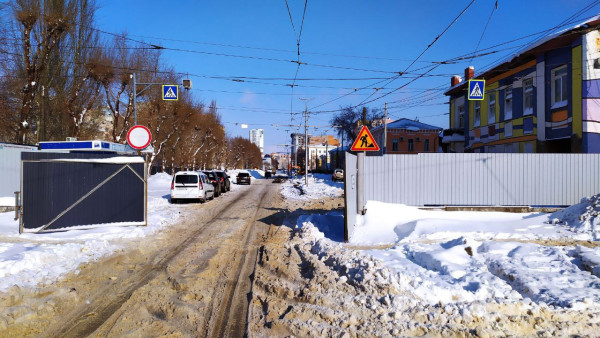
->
[332,169,344,182]
[237,172,251,185]
[202,170,222,197]
[215,170,230,192]
[170,171,214,203]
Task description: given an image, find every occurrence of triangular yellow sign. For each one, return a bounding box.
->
[351,126,380,151]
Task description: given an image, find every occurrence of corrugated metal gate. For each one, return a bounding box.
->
[20,152,147,233]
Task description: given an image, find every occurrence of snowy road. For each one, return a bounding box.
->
[1,177,282,337]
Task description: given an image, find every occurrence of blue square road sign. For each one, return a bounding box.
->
[468,79,485,101]
[162,85,178,101]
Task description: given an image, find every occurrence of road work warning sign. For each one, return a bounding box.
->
[351,125,380,152]
[468,79,485,100]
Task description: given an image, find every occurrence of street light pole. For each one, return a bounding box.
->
[132,73,137,126]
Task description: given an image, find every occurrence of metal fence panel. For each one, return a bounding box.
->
[358,153,600,207]
[0,143,37,197]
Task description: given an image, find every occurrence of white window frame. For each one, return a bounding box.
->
[504,85,513,120]
[551,65,568,108]
[523,77,534,115]
[474,101,481,127]
[488,93,496,124]
[504,121,513,137]
[408,139,414,152]
[424,139,430,151]
[392,138,399,151]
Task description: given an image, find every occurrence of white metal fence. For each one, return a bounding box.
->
[346,153,600,208]
[0,143,38,198]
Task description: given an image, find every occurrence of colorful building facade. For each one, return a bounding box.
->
[444,18,600,153]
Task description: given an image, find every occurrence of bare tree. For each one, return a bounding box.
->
[12,0,74,143]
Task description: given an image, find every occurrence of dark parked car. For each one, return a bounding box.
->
[203,170,222,197]
[215,170,230,192]
[237,172,251,185]
[332,169,344,182]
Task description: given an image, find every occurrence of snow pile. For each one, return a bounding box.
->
[549,193,600,239]
[299,200,600,310]
[0,172,183,292]
[352,201,584,245]
[281,174,343,200]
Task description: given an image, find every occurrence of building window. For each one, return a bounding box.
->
[523,78,534,115]
[458,104,465,128]
[523,142,534,153]
[504,122,513,137]
[551,66,568,108]
[488,93,496,124]
[424,139,430,152]
[392,138,399,151]
[524,117,534,134]
[474,101,481,127]
[504,85,513,120]
[408,139,414,152]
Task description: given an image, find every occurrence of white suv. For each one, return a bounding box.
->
[170,171,215,203]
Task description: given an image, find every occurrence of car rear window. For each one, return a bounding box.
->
[203,172,216,179]
[238,173,250,177]
[215,172,224,178]
[175,174,198,184]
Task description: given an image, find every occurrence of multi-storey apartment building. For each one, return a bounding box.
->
[444,17,600,153]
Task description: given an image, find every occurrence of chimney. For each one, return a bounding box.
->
[451,75,462,87]
[464,66,474,81]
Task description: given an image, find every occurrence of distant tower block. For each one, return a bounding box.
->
[250,128,264,153]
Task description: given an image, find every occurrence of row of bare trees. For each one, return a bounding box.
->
[0,0,262,172]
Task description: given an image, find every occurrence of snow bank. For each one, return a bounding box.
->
[352,201,586,245]
[281,174,343,200]
[549,193,600,240]
[299,197,600,309]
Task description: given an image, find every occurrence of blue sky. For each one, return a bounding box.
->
[96,0,598,153]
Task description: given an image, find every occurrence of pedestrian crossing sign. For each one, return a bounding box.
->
[162,85,178,101]
[351,126,380,152]
[468,79,485,100]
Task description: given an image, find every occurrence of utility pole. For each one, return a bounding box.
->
[299,98,312,186]
[384,102,388,155]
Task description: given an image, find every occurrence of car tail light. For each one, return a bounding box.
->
[199,182,203,189]
[171,181,174,190]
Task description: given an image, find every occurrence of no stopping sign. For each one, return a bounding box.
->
[127,125,152,150]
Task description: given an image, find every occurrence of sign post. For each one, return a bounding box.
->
[351,126,380,215]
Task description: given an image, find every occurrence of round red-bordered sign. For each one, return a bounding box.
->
[127,125,152,150]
